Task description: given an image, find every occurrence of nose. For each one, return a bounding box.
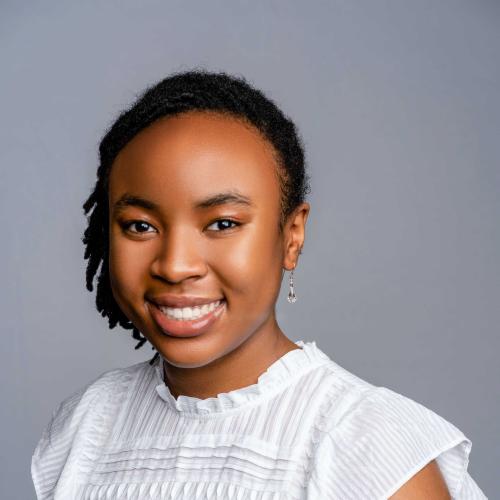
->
[150,224,207,284]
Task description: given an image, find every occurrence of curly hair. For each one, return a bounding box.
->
[81,69,311,363]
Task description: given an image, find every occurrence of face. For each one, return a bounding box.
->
[108,111,307,368]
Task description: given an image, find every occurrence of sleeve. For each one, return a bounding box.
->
[30,375,109,500]
[306,386,488,500]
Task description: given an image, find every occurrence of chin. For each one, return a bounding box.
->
[153,335,225,369]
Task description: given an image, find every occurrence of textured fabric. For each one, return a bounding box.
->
[31,340,487,499]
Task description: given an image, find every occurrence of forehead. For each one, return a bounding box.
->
[108,111,281,211]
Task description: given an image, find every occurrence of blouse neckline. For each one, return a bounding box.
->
[154,340,330,415]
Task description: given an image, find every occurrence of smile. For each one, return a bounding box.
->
[147,299,226,338]
[157,300,222,321]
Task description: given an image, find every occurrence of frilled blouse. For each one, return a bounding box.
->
[31,340,487,499]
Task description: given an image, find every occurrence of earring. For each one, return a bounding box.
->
[287,267,297,303]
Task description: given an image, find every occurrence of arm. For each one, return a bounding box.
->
[389,459,451,500]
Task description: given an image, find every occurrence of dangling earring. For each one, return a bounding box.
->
[287,266,297,303]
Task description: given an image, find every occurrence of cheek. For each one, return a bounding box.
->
[108,234,149,306]
[213,223,282,298]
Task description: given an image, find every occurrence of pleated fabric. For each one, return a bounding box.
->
[31,340,487,499]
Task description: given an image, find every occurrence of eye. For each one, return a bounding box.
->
[120,220,156,234]
[206,218,241,232]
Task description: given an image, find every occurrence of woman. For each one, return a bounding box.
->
[31,70,487,499]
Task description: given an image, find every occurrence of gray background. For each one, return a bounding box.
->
[1,1,498,498]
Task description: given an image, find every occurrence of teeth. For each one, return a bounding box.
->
[182,307,193,320]
[159,300,222,321]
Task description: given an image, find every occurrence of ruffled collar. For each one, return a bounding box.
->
[154,340,330,416]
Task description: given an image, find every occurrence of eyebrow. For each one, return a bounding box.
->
[194,191,254,210]
[112,190,254,214]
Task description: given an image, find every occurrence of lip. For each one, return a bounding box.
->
[147,299,226,338]
[148,294,224,308]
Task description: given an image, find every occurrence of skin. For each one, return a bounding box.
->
[107,110,450,497]
[389,459,451,499]
[108,110,309,400]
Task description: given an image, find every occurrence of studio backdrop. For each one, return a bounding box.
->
[1,1,498,498]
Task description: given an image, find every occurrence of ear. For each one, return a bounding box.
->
[282,202,310,271]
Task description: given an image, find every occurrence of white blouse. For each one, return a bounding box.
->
[31,340,487,499]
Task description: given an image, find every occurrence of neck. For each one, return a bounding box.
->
[162,316,300,400]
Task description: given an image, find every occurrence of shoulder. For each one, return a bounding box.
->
[31,360,151,499]
[37,360,149,445]
[307,382,487,499]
